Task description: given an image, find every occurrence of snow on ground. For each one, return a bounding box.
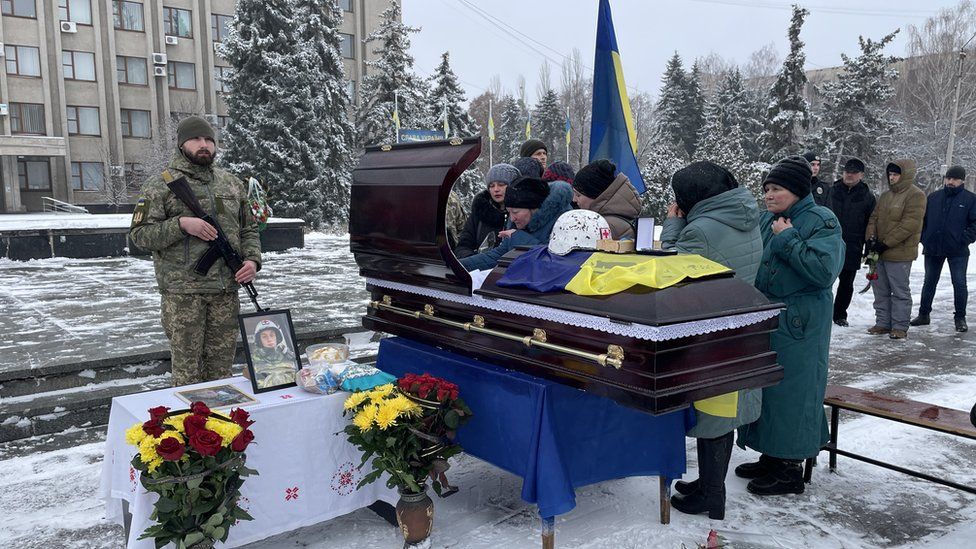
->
[0,238,974,548]
[0,213,303,231]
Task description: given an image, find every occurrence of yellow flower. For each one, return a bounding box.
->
[138,434,161,464]
[375,403,401,430]
[389,395,422,418]
[125,423,147,446]
[163,412,191,433]
[344,391,369,410]
[206,418,243,447]
[353,404,379,431]
[370,384,395,399]
[146,457,164,473]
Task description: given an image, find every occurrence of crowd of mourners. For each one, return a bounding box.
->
[448,139,976,520]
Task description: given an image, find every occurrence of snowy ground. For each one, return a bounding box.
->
[1,238,974,548]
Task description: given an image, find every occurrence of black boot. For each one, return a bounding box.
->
[746,458,804,496]
[956,317,968,333]
[910,314,930,326]
[671,433,733,520]
[673,478,699,496]
[734,453,779,479]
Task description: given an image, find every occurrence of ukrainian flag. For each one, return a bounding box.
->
[525,112,532,139]
[565,115,571,149]
[488,113,495,141]
[589,0,646,193]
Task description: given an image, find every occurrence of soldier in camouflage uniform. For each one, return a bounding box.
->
[129,115,262,387]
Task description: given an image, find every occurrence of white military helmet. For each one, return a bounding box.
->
[548,210,612,255]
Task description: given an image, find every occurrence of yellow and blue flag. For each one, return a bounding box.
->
[525,112,532,139]
[565,115,571,148]
[495,246,730,296]
[488,112,495,141]
[589,0,646,193]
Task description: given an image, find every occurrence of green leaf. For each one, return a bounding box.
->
[386,437,397,447]
[206,512,225,527]
[186,476,203,490]
[155,497,179,513]
[212,526,226,541]
[183,532,205,546]
[444,410,459,429]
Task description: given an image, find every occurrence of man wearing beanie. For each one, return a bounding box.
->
[572,159,641,239]
[455,163,519,258]
[129,115,262,386]
[459,176,573,271]
[542,161,575,184]
[518,138,548,168]
[737,155,843,497]
[865,159,926,339]
[511,156,544,179]
[910,165,976,333]
[826,157,875,327]
[803,152,830,206]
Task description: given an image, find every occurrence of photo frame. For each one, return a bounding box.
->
[175,384,259,409]
[239,309,302,394]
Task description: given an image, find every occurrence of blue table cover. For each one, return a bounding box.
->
[376,337,692,517]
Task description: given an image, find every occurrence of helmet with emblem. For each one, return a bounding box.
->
[548,210,612,255]
[253,319,285,349]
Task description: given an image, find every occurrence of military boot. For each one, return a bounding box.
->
[747,459,804,496]
[734,453,780,479]
[671,433,732,520]
[956,318,968,333]
[909,315,930,326]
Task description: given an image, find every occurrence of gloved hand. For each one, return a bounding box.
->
[873,240,889,254]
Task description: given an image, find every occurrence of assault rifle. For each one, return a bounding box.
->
[162,169,265,311]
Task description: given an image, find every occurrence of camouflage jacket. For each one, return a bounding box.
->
[129,149,262,294]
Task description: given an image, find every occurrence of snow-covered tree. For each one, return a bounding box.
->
[429,51,477,138]
[656,52,689,154]
[356,0,431,146]
[639,139,685,222]
[533,86,564,162]
[222,0,355,228]
[716,68,765,161]
[695,99,748,182]
[560,48,592,169]
[682,62,705,157]
[497,94,528,161]
[761,5,811,161]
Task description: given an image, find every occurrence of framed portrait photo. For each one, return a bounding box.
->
[239,309,302,394]
[175,384,259,409]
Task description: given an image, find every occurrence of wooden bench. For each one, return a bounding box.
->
[803,385,976,494]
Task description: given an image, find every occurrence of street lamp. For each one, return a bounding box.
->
[944,31,976,173]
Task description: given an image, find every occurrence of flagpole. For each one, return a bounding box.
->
[394,90,400,143]
[488,97,494,165]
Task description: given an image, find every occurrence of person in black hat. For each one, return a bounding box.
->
[511,155,545,179]
[571,159,641,239]
[803,151,830,206]
[458,177,573,271]
[737,156,844,497]
[826,157,876,327]
[518,138,548,169]
[910,165,976,333]
[454,163,520,258]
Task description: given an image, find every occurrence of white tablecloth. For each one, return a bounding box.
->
[99,377,397,548]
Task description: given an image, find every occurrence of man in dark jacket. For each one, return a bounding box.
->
[454,163,519,258]
[828,157,875,326]
[910,166,976,332]
[804,151,830,206]
[519,138,548,169]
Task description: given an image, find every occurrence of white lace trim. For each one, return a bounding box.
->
[364,277,781,342]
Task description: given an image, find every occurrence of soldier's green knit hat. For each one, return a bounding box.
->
[177,115,215,147]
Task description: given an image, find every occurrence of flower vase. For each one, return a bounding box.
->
[395,486,433,546]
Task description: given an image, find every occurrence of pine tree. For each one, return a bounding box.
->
[498,94,528,161]
[716,68,765,161]
[818,30,900,178]
[639,139,685,221]
[222,0,354,229]
[762,5,811,161]
[655,52,688,153]
[533,87,564,162]
[695,99,747,181]
[429,51,477,138]
[681,62,705,157]
[356,0,431,146]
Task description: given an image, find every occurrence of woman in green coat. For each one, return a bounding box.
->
[660,161,764,519]
[736,156,845,496]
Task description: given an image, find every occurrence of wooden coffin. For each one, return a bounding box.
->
[351,138,784,415]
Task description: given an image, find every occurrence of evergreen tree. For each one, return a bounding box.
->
[533,87,565,162]
[429,51,477,138]
[356,0,431,146]
[716,68,765,161]
[682,62,705,157]
[222,0,354,228]
[695,99,747,181]
[639,139,685,221]
[498,94,528,161]
[655,52,688,153]
[818,30,900,178]
[761,5,811,161]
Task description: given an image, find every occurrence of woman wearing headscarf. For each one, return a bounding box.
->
[736,156,844,496]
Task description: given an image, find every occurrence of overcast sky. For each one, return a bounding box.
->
[402,0,965,102]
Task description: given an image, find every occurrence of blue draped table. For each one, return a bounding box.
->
[376,337,692,530]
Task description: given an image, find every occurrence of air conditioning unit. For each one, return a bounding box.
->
[165,35,178,46]
[152,53,167,65]
[0,43,5,57]
[60,21,78,33]
[153,66,167,77]
[110,165,125,178]
[0,104,8,116]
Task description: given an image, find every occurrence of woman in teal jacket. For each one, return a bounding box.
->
[660,161,763,519]
[736,156,845,496]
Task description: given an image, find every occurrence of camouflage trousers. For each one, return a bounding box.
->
[160,292,240,387]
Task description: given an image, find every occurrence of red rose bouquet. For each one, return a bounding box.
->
[125,402,257,548]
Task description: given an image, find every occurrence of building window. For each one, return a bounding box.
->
[121,109,151,138]
[71,162,105,191]
[10,103,45,135]
[112,1,143,32]
[63,50,96,81]
[211,14,232,42]
[167,61,195,90]
[4,45,41,77]
[116,55,148,85]
[18,157,51,191]
[163,7,192,38]
[66,106,100,136]
[58,0,91,24]
[1,0,36,18]
[339,0,353,11]
[214,66,232,93]
[216,115,230,135]
[339,33,354,59]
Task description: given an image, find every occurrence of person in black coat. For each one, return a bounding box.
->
[828,157,875,326]
[910,166,976,332]
[804,151,830,206]
[454,163,520,259]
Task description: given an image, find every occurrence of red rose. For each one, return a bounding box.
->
[230,429,255,452]
[142,420,164,437]
[156,436,185,461]
[191,401,211,417]
[183,414,208,437]
[189,429,223,456]
[436,388,450,402]
[450,389,459,400]
[148,406,170,423]
[229,408,254,428]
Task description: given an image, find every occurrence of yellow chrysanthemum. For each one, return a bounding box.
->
[374,403,401,430]
[389,395,422,418]
[344,391,369,410]
[138,434,162,464]
[125,423,148,446]
[163,412,191,432]
[206,418,243,446]
[146,457,164,473]
[352,410,374,431]
[369,384,395,399]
